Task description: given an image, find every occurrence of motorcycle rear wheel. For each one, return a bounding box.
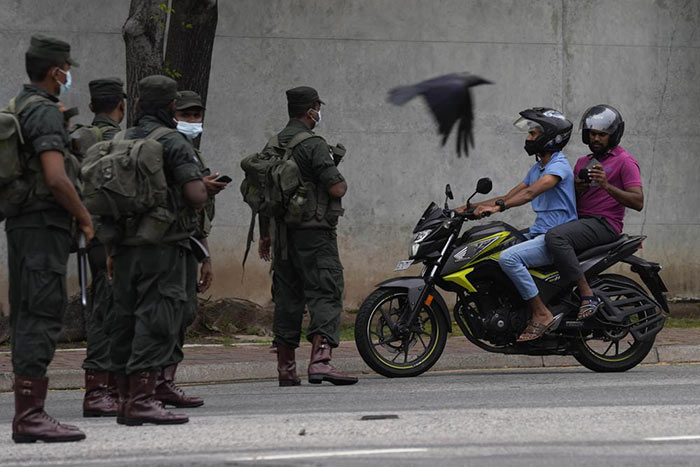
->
[355,287,448,378]
[573,274,658,372]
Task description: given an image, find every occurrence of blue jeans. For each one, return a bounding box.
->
[498,235,553,301]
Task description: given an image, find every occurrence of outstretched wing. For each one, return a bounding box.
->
[388,72,492,157]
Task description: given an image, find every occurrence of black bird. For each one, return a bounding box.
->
[388,72,492,157]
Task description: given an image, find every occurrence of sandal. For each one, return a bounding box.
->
[578,295,602,320]
[517,314,564,342]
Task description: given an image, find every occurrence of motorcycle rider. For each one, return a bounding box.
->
[545,105,643,320]
[459,108,577,341]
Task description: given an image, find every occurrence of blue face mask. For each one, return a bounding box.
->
[176,120,203,139]
[56,69,72,94]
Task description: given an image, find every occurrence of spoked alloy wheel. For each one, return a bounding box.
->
[573,274,658,372]
[354,288,448,378]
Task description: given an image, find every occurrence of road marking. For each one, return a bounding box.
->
[646,435,700,442]
[228,448,429,461]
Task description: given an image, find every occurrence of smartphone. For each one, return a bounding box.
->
[213,174,232,184]
[585,158,601,186]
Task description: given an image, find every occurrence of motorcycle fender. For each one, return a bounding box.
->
[375,277,452,332]
[622,255,670,313]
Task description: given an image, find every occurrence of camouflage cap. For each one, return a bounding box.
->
[27,34,79,67]
[138,75,177,107]
[89,77,127,100]
[175,90,205,110]
[286,86,325,107]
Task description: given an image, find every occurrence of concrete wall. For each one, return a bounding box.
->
[0,0,698,315]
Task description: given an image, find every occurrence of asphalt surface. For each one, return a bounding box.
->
[3,364,700,466]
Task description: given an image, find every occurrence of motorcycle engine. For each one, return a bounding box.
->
[458,288,528,346]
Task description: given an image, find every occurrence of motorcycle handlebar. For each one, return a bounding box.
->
[453,208,490,221]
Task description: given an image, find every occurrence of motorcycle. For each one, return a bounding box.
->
[354,178,668,377]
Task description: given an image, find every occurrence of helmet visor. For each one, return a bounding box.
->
[513,117,542,132]
[580,106,620,134]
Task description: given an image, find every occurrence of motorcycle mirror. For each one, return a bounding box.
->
[445,184,454,200]
[476,178,492,195]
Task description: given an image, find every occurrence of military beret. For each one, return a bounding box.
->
[175,90,205,110]
[27,34,79,67]
[138,75,177,107]
[89,77,126,101]
[286,86,325,107]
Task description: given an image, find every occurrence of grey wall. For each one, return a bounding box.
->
[0,0,698,315]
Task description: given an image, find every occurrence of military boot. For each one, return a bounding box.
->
[12,375,86,443]
[107,372,119,401]
[83,370,118,417]
[276,345,301,387]
[307,334,358,385]
[124,371,189,426]
[115,372,129,425]
[154,364,204,408]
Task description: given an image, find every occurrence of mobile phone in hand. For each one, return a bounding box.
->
[213,174,232,184]
[585,158,601,186]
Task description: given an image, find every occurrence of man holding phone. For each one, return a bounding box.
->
[545,105,644,320]
[153,90,228,409]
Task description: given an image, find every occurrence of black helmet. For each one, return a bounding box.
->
[514,107,573,156]
[580,104,624,148]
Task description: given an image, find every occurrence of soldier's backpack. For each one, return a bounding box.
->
[239,131,317,266]
[80,127,175,219]
[0,95,48,221]
[70,124,104,159]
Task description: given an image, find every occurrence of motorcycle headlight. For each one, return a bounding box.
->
[409,229,432,258]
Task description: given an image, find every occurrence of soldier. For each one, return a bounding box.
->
[7,35,90,443]
[259,86,358,386]
[80,78,126,418]
[153,90,227,408]
[108,75,207,426]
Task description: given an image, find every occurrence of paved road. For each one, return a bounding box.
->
[3,364,700,466]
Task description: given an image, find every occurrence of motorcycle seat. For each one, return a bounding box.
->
[576,234,630,261]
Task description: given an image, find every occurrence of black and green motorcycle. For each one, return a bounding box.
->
[354,178,668,377]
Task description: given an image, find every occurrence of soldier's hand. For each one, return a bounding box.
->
[79,217,95,244]
[106,254,114,281]
[259,236,271,262]
[198,259,213,293]
[203,173,228,197]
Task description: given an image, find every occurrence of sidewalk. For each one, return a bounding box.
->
[2,328,700,392]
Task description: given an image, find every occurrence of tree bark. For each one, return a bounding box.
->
[122,0,168,126]
[164,0,218,147]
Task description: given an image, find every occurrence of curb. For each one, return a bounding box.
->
[2,344,700,392]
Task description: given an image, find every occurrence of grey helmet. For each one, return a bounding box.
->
[580,104,625,148]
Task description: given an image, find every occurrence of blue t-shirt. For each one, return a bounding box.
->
[523,151,577,236]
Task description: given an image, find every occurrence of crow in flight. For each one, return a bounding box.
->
[388,72,492,157]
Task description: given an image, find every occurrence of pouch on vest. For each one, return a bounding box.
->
[239,131,317,268]
[0,95,48,221]
[80,126,174,219]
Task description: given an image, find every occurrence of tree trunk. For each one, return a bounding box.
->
[122,0,168,126]
[164,0,218,148]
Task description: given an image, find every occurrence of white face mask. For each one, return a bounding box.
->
[56,68,72,94]
[176,120,203,139]
[310,108,322,128]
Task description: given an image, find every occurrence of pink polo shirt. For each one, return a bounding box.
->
[574,145,642,233]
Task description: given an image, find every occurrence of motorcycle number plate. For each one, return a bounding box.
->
[394,260,414,271]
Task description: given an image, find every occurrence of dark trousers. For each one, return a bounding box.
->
[544,217,619,283]
[82,242,113,371]
[166,250,199,368]
[7,227,70,378]
[109,244,187,374]
[272,229,344,349]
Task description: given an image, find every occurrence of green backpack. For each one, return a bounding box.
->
[239,131,317,265]
[0,95,47,221]
[81,126,174,219]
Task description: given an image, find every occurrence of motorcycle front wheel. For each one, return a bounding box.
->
[354,287,448,378]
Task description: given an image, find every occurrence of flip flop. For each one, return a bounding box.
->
[517,314,564,342]
[578,295,602,320]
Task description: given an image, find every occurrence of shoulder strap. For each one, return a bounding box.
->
[113,129,128,141]
[14,94,51,116]
[146,126,177,141]
[283,132,321,161]
[93,125,104,142]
